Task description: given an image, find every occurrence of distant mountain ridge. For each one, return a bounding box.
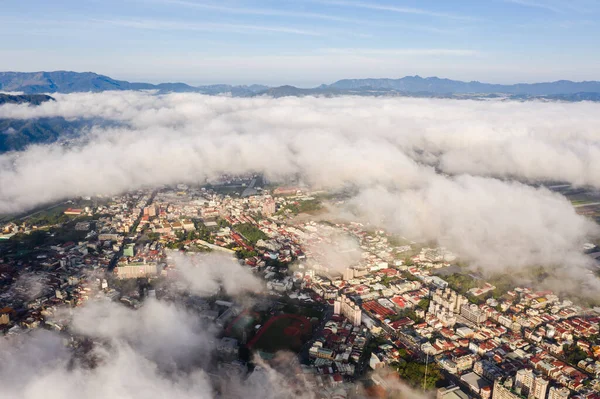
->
[326,76,600,95]
[0,93,82,153]
[0,93,55,106]
[1,73,599,154]
[0,71,268,96]
[1,71,600,99]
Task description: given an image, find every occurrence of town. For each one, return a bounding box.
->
[1,176,599,399]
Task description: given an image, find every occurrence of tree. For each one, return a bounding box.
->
[234,223,267,245]
[394,360,443,390]
[563,343,588,365]
[147,232,160,241]
[236,249,258,259]
[380,275,393,287]
[417,298,430,311]
[186,230,197,241]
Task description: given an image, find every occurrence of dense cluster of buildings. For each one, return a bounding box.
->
[1,181,600,399]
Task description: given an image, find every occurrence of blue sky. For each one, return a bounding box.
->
[1,0,599,86]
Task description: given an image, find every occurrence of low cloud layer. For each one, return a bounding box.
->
[2,92,600,189]
[169,251,264,296]
[0,252,338,399]
[349,176,598,273]
[1,299,318,399]
[1,298,428,399]
[0,92,599,277]
[1,93,599,397]
[303,227,363,275]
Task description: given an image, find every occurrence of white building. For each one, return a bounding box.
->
[334,294,362,326]
[548,386,570,399]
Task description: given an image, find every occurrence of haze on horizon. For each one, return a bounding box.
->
[2,0,600,86]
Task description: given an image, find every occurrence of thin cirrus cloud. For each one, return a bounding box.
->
[146,0,460,35]
[316,0,475,21]
[504,0,562,12]
[503,0,596,13]
[96,18,324,36]
[319,48,479,56]
[152,0,362,23]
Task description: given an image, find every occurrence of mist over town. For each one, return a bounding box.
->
[3,0,600,398]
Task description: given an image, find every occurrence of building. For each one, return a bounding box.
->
[433,288,468,314]
[461,304,487,324]
[309,343,335,360]
[334,294,362,326]
[143,206,157,217]
[492,379,521,399]
[438,386,471,399]
[75,222,90,231]
[514,369,535,397]
[262,197,276,216]
[343,267,354,281]
[64,208,83,215]
[454,353,477,373]
[514,369,548,399]
[474,360,503,381]
[217,337,239,359]
[531,378,549,399]
[461,372,491,396]
[182,220,195,231]
[369,353,385,370]
[115,262,158,279]
[548,386,570,399]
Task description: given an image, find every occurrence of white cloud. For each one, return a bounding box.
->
[320,48,478,56]
[168,251,263,296]
[348,177,598,275]
[319,0,474,20]
[0,297,432,398]
[2,91,600,396]
[0,92,599,279]
[155,0,361,23]
[98,18,323,36]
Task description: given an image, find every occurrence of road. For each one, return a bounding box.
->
[108,190,157,271]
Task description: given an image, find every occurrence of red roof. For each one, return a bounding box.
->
[391,296,408,308]
[363,301,396,318]
[388,317,414,330]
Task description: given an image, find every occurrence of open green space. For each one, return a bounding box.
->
[276,199,323,216]
[235,223,267,244]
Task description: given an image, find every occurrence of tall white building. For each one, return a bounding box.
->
[262,197,276,216]
[460,303,487,324]
[514,369,535,397]
[334,294,362,326]
[514,369,548,399]
[432,288,468,314]
[492,379,520,399]
[548,387,570,399]
[531,377,548,399]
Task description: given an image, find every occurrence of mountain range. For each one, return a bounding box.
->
[0,71,268,96]
[1,71,600,154]
[2,71,600,99]
[0,93,96,153]
[0,93,55,106]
